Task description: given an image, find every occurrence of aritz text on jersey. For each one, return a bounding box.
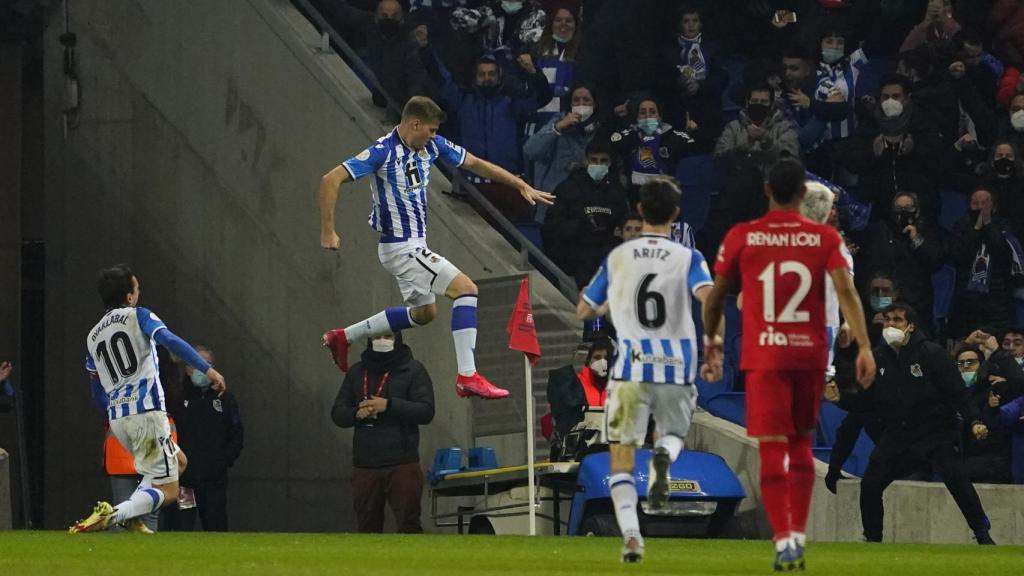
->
[631,348,684,367]
[746,231,822,248]
[90,312,131,342]
[633,246,672,261]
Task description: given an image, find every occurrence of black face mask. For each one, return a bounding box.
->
[969,209,982,222]
[995,157,1015,178]
[892,209,917,228]
[377,18,402,39]
[478,84,499,97]
[747,103,770,124]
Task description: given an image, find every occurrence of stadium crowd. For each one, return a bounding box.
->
[313,0,1024,486]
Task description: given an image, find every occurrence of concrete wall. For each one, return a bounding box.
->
[689,411,1024,544]
[0,42,22,406]
[41,0,574,531]
[0,449,10,530]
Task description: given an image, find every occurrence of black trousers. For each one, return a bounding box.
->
[167,480,229,532]
[860,440,988,541]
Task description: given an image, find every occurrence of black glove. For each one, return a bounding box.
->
[825,468,848,494]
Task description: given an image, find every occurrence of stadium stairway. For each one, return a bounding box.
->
[38,0,581,531]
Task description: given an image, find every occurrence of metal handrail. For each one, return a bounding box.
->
[291,0,579,303]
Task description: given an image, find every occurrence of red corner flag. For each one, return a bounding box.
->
[507,277,542,365]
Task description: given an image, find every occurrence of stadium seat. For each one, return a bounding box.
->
[938,188,967,233]
[932,266,956,323]
[515,222,543,251]
[696,365,736,409]
[676,155,715,231]
[817,401,847,448]
[467,447,498,471]
[427,448,463,484]
[704,392,747,427]
[812,447,832,464]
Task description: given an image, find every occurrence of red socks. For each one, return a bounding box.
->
[787,434,815,535]
[758,440,790,543]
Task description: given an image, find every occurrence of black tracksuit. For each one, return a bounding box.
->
[173,385,244,532]
[838,331,991,542]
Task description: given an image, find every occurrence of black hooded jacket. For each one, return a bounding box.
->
[332,333,435,468]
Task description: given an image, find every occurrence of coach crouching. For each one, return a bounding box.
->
[832,302,995,544]
[332,332,434,533]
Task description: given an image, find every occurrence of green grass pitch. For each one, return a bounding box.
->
[0,532,1021,575]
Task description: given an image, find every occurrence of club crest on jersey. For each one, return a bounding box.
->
[910,364,923,378]
[213,399,223,413]
[758,326,789,346]
[356,149,372,161]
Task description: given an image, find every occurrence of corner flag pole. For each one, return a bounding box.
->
[525,353,537,536]
[506,276,542,536]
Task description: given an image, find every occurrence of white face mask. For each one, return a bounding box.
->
[881,98,904,118]
[589,358,609,378]
[882,327,907,348]
[1016,356,1024,366]
[372,338,395,353]
[571,105,594,122]
[1012,110,1024,132]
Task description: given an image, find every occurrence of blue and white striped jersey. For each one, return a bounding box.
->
[583,234,713,385]
[342,129,467,242]
[86,307,167,421]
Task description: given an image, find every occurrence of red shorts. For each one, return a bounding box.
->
[745,370,824,437]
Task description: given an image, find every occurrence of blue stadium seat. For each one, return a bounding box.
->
[704,392,747,427]
[516,222,543,251]
[812,447,832,464]
[676,155,715,231]
[932,266,956,323]
[467,447,498,470]
[427,447,463,484]
[938,188,967,232]
[1016,298,1024,329]
[817,401,847,448]
[696,365,735,409]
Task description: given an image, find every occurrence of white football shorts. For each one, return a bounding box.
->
[378,239,461,307]
[606,380,698,447]
[109,410,180,485]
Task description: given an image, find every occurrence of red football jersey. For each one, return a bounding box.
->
[715,210,851,371]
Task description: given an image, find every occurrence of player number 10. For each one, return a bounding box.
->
[757,261,811,323]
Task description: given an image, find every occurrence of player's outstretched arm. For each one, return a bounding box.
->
[319,165,352,250]
[153,329,227,395]
[462,152,555,206]
[830,267,876,388]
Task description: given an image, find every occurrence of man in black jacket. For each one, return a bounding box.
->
[835,302,995,544]
[542,139,628,288]
[174,346,244,532]
[948,188,1023,339]
[332,332,434,533]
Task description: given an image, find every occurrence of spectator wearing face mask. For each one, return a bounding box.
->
[814,28,871,146]
[862,272,901,346]
[1001,328,1024,372]
[948,187,1024,339]
[525,3,581,136]
[846,75,942,214]
[579,336,613,407]
[171,346,244,532]
[332,332,435,533]
[709,83,799,249]
[956,341,1015,484]
[523,84,601,199]
[322,0,431,113]
[662,4,726,141]
[996,93,1024,153]
[832,302,995,544]
[977,141,1024,240]
[542,138,628,288]
[608,96,707,207]
[853,192,945,331]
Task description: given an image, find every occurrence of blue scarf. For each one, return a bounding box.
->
[677,34,707,81]
[966,228,1024,293]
